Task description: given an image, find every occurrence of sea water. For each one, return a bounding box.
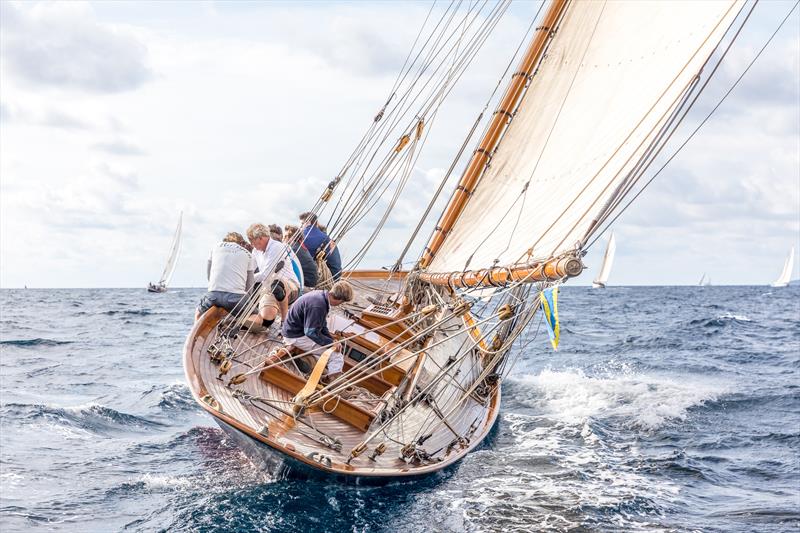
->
[0,286,797,532]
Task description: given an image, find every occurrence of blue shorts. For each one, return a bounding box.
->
[326,246,342,280]
[197,291,247,316]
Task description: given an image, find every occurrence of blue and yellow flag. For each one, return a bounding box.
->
[539,286,560,351]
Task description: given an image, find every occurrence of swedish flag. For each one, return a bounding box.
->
[539,286,560,351]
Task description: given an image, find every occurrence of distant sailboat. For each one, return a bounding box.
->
[148,212,183,293]
[770,246,794,288]
[592,233,616,288]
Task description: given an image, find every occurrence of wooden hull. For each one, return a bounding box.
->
[214,416,499,484]
[183,270,503,480]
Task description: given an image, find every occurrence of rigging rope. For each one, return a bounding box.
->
[586,0,797,250]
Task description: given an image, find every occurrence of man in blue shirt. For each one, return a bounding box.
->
[299,212,342,280]
[282,281,353,378]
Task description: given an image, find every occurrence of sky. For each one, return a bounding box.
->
[0,0,798,288]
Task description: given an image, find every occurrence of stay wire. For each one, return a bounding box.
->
[586,0,797,250]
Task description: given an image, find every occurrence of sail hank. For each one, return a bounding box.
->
[159,212,183,286]
[425,0,743,280]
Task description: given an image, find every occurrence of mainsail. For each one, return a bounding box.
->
[423,1,743,278]
[159,212,183,286]
[592,232,616,288]
[771,246,795,287]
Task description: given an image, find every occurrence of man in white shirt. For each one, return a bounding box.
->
[246,223,300,327]
[195,232,255,320]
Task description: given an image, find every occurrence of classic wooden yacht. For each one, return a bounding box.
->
[185,0,753,479]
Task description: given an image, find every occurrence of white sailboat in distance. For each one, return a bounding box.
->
[770,246,794,288]
[148,212,183,293]
[592,233,616,288]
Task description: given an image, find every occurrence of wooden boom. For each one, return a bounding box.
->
[418,0,570,269]
[416,253,583,289]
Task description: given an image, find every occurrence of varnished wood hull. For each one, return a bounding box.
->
[184,270,503,480]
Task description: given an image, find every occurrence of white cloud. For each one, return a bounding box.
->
[0,2,797,288]
[91,139,146,156]
[0,1,152,93]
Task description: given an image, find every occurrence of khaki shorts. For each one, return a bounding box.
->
[258,278,299,313]
[284,335,344,374]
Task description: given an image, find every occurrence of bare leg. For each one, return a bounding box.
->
[259,306,278,322]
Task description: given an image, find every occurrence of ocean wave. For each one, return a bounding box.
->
[101,309,154,316]
[140,382,197,413]
[446,413,678,531]
[688,313,753,328]
[509,368,726,430]
[0,402,166,435]
[0,338,73,347]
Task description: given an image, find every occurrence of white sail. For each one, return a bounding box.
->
[771,246,794,287]
[428,0,742,274]
[159,212,183,286]
[592,232,616,288]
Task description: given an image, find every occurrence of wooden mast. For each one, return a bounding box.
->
[418,0,570,270]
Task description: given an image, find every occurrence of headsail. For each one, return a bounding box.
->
[424,1,743,277]
[592,232,615,288]
[159,212,183,286]
[771,246,795,287]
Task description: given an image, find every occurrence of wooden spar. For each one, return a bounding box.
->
[416,253,583,289]
[418,0,570,269]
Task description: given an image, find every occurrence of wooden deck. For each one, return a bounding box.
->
[183,274,502,478]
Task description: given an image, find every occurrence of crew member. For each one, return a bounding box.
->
[195,232,255,320]
[284,224,318,291]
[299,212,342,281]
[246,223,300,327]
[281,281,353,379]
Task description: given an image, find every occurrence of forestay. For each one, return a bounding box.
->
[427,0,742,274]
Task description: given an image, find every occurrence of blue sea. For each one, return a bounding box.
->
[0,286,798,532]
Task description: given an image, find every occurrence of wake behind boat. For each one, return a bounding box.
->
[184,0,756,480]
[148,212,183,293]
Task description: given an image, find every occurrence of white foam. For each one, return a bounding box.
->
[136,473,193,490]
[0,472,24,492]
[511,367,726,430]
[63,401,103,414]
[718,313,751,321]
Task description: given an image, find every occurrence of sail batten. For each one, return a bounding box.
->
[426,0,743,277]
